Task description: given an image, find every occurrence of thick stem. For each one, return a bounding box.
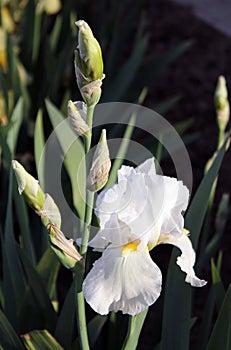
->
[85,104,95,153]
[218,128,225,148]
[80,189,94,258]
[75,103,96,350]
[75,274,90,350]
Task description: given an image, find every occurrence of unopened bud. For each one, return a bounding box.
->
[12,160,45,211]
[215,76,230,132]
[38,194,61,229]
[37,0,61,14]
[87,129,111,191]
[12,160,62,228]
[1,7,15,33]
[74,20,104,106]
[0,28,7,72]
[47,224,83,270]
[68,100,89,136]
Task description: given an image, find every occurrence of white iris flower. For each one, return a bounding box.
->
[83,158,207,316]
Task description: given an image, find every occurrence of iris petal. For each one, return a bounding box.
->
[158,233,207,287]
[83,246,162,316]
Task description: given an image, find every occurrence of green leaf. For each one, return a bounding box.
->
[45,99,85,223]
[49,15,63,51]
[22,329,63,350]
[103,24,148,102]
[197,287,216,350]
[211,258,225,310]
[55,281,75,349]
[0,309,24,350]
[161,270,191,350]
[174,118,194,135]
[18,248,57,333]
[134,41,193,95]
[122,309,148,350]
[13,181,35,265]
[187,134,230,248]
[32,8,43,63]
[154,95,181,115]
[206,285,231,350]
[161,134,230,350]
[106,114,136,187]
[34,109,45,188]
[36,247,60,300]
[6,98,24,156]
[0,134,27,331]
[88,315,107,347]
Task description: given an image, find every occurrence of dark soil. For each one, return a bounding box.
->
[137,0,231,348]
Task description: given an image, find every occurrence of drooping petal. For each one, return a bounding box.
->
[158,233,207,287]
[157,175,189,236]
[83,246,162,315]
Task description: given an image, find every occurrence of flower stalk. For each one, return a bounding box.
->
[73,19,105,350]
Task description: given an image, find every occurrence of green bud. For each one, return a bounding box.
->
[215,76,230,132]
[12,160,61,228]
[74,20,104,106]
[12,160,45,211]
[75,20,103,81]
[87,129,111,192]
[47,224,84,270]
[38,193,61,229]
[68,100,90,137]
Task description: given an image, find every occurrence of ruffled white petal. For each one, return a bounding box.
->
[135,158,156,176]
[158,233,207,287]
[158,175,189,236]
[94,157,189,250]
[88,213,131,250]
[83,246,162,315]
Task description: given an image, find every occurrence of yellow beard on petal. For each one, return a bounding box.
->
[183,228,190,235]
[122,242,139,256]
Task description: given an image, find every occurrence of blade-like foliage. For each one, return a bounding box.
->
[0,309,24,350]
[22,329,63,350]
[161,135,230,350]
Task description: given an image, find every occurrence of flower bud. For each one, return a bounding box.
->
[0,28,7,72]
[1,7,15,33]
[12,160,61,228]
[37,0,61,14]
[47,224,84,270]
[74,20,104,106]
[12,160,45,212]
[68,100,89,137]
[87,129,111,192]
[38,193,61,229]
[215,76,230,132]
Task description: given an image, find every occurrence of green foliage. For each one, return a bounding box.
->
[0,1,230,349]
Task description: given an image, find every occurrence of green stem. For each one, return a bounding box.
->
[75,103,96,350]
[85,104,95,153]
[218,128,225,148]
[80,189,94,258]
[75,275,90,350]
[198,126,224,264]
[122,310,148,350]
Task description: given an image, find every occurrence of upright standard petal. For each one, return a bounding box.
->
[157,232,207,287]
[83,246,162,316]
